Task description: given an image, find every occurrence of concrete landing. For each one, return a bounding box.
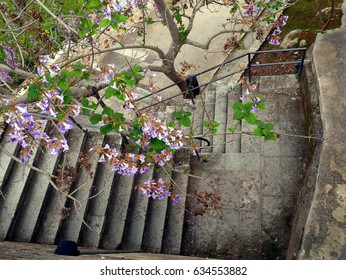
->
[181,75,308,259]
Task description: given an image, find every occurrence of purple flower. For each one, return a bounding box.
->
[269,38,280,46]
[49,64,60,77]
[251,105,259,112]
[57,118,73,133]
[39,54,51,63]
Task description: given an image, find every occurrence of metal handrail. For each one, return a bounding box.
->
[135,47,307,105]
[136,47,307,112]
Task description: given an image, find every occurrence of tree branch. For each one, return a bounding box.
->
[185,29,249,50]
[60,44,167,68]
[0,63,34,79]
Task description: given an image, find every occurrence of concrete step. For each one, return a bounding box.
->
[0,126,20,191]
[142,167,169,253]
[58,132,105,243]
[9,123,62,242]
[34,129,87,244]
[120,169,153,250]
[181,152,261,257]
[212,85,228,153]
[79,134,122,248]
[100,172,135,249]
[161,149,190,255]
[201,90,216,153]
[225,83,242,153]
[0,123,47,241]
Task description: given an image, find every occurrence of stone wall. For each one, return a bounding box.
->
[287,1,346,260]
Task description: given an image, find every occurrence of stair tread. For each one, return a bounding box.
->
[59,132,105,243]
[0,123,47,241]
[10,124,62,242]
[35,129,87,244]
[79,134,121,248]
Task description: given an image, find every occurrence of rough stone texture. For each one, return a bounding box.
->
[0,241,204,260]
[296,4,346,259]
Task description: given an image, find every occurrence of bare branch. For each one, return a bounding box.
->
[185,29,249,50]
[60,44,167,68]
[0,63,34,79]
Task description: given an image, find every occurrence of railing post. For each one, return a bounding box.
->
[247,53,252,83]
[298,48,307,81]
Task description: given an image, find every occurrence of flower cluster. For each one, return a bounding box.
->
[101,0,124,15]
[268,15,289,46]
[0,44,21,84]
[0,70,12,84]
[240,83,261,112]
[95,113,187,172]
[35,88,80,133]
[137,114,188,150]
[96,144,149,175]
[3,44,21,68]
[136,178,182,204]
[124,90,137,110]
[102,64,116,84]
[4,103,69,162]
[243,1,259,22]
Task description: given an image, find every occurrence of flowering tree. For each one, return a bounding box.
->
[0,0,288,207]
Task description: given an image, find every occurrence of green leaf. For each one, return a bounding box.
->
[233,111,245,120]
[57,111,66,122]
[262,128,270,136]
[244,102,253,113]
[244,112,257,125]
[256,120,266,128]
[85,0,102,9]
[130,127,142,138]
[100,124,113,135]
[131,65,141,74]
[102,107,114,116]
[111,22,118,30]
[113,112,125,122]
[257,102,266,110]
[146,17,154,24]
[179,33,186,42]
[60,69,72,80]
[252,127,263,136]
[90,114,102,124]
[99,18,110,28]
[117,14,128,23]
[63,89,72,104]
[232,102,244,111]
[180,116,191,127]
[265,123,274,131]
[230,3,238,14]
[172,111,183,119]
[58,80,70,90]
[78,28,89,38]
[28,84,39,102]
[270,134,278,141]
[228,126,237,133]
[104,87,117,99]
[167,122,176,128]
[81,98,89,107]
[71,62,87,71]
[150,138,166,150]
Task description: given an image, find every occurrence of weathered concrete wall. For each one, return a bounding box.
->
[289,1,346,259]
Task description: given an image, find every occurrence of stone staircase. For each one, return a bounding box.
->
[0,74,308,259]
